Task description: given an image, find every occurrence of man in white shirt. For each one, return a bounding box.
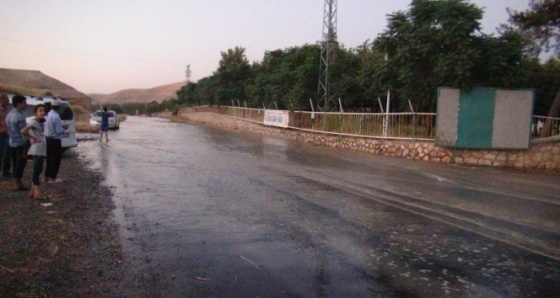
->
[44,99,68,183]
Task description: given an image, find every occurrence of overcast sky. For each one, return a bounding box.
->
[0,0,532,94]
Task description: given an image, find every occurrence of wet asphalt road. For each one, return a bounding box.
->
[77,116,560,297]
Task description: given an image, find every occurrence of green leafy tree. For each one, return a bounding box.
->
[177,44,364,112]
[161,98,178,111]
[329,46,365,111]
[517,58,560,116]
[509,0,560,127]
[356,42,392,112]
[214,46,251,105]
[509,0,560,58]
[373,0,523,112]
[105,103,123,114]
[195,76,218,106]
[121,103,146,115]
[284,45,322,110]
[146,100,162,114]
[176,82,197,106]
[247,49,289,108]
[246,45,321,110]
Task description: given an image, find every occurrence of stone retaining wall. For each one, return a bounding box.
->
[176,112,560,172]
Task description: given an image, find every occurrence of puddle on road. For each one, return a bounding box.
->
[73,117,560,297]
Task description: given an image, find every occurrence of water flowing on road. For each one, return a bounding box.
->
[76,116,560,297]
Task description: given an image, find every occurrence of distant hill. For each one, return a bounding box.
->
[0,68,88,99]
[91,82,184,105]
[0,67,183,108]
[88,93,107,101]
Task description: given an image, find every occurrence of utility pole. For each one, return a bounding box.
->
[182,64,192,108]
[185,64,191,84]
[317,0,337,111]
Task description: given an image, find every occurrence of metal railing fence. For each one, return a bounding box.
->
[290,111,436,140]
[532,116,560,140]
[180,106,560,141]
[226,107,266,123]
[181,106,436,140]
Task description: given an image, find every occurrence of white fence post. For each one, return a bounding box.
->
[383,90,391,138]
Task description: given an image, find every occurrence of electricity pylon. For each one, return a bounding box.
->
[185,64,191,84]
[317,0,337,111]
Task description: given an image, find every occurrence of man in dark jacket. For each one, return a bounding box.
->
[100,107,110,143]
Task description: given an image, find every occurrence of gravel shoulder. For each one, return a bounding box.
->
[0,148,124,296]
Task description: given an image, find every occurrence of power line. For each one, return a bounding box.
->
[231,0,286,48]
[0,35,184,67]
[226,0,271,47]
[264,1,322,49]
[241,0,301,50]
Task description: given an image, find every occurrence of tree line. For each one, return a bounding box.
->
[101,100,179,116]
[114,0,560,117]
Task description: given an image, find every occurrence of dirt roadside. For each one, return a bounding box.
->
[0,149,124,296]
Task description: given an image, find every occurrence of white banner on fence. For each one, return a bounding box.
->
[264,110,289,128]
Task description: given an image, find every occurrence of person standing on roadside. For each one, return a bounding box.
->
[5,95,29,190]
[0,94,11,178]
[44,101,51,116]
[99,107,110,143]
[42,101,51,179]
[44,99,68,184]
[21,104,46,199]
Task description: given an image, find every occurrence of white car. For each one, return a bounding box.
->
[90,110,120,129]
[8,95,78,150]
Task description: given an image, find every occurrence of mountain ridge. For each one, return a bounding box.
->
[0,68,88,99]
[90,82,184,105]
[0,67,183,106]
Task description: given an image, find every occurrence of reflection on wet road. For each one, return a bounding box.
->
[77,116,560,297]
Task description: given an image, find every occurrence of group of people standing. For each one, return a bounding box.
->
[0,94,68,200]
